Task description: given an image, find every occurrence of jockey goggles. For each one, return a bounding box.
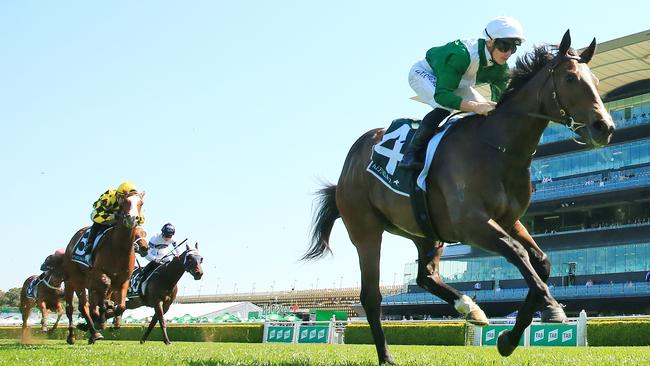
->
[494,38,521,54]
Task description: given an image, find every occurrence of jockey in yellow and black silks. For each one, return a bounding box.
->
[86,181,145,247]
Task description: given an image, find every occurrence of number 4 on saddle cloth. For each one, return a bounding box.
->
[366,116,460,238]
[71,227,112,268]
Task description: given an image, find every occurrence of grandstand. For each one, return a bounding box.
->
[176,285,403,318]
[383,29,650,319]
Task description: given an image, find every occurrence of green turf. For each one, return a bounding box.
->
[1,340,649,365]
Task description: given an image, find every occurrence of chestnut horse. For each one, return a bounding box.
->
[19,270,65,341]
[303,31,614,364]
[112,243,203,344]
[62,192,148,344]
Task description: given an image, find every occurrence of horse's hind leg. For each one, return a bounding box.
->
[413,239,487,326]
[341,207,394,365]
[20,300,32,342]
[497,221,564,356]
[64,285,76,344]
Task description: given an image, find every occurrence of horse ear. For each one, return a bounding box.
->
[195,242,199,250]
[559,29,571,56]
[186,243,190,251]
[139,191,146,199]
[580,38,597,63]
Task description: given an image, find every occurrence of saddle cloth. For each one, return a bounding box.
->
[366,116,460,196]
[127,267,144,299]
[71,227,111,267]
[26,277,40,300]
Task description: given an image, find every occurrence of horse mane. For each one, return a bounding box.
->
[498,44,579,106]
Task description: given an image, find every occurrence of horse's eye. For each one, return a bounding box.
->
[566,74,578,83]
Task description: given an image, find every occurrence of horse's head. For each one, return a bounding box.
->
[541,30,615,147]
[132,225,149,257]
[119,191,145,229]
[180,243,203,280]
[43,267,65,289]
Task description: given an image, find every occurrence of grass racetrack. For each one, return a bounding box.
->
[1,340,650,366]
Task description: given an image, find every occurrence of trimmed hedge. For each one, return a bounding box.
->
[0,324,264,343]
[587,318,650,346]
[345,321,466,345]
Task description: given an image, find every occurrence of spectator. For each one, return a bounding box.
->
[626,280,634,288]
[474,282,482,291]
[585,279,594,286]
[645,271,650,282]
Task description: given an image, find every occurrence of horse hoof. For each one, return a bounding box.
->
[466,309,489,326]
[140,339,145,345]
[88,332,104,344]
[541,305,567,323]
[497,330,517,357]
[379,355,395,365]
[164,341,171,346]
[66,336,75,345]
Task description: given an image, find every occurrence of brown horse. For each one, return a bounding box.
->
[112,243,203,344]
[303,31,614,364]
[19,270,65,341]
[62,192,148,344]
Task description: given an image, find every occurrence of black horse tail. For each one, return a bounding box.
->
[302,184,339,260]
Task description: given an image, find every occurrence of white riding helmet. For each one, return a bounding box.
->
[483,16,525,42]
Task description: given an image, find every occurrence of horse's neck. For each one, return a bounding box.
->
[487,91,550,159]
[158,257,185,286]
[108,224,135,252]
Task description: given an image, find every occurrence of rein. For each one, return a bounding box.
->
[483,53,590,155]
[41,273,64,290]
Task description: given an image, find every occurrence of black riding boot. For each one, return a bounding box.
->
[86,222,108,251]
[400,108,451,170]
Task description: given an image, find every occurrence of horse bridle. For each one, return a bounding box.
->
[41,272,64,290]
[133,236,148,252]
[528,54,590,144]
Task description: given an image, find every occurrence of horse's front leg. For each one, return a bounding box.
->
[464,218,564,357]
[92,274,111,330]
[495,221,565,356]
[155,301,172,345]
[51,302,64,332]
[112,279,129,325]
[413,239,488,326]
[76,288,103,344]
[140,313,159,344]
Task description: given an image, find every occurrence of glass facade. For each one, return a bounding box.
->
[531,139,650,181]
[404,242,650,286]
[538,97,650,145]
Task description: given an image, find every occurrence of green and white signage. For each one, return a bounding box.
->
[529,324,577,346]
[266,326,294,343]
[481,325,525,346]
[297,325,329,343]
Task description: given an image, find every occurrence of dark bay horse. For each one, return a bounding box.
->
[303,31,614,364]
[62,192,148,344]
[114,243,203,344]
[19,270,65,341]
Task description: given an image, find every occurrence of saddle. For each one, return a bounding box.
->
[367,117,462,240]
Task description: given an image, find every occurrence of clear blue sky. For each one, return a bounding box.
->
[1,1,647,296]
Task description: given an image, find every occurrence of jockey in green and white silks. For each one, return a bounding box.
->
[401,16,525,170]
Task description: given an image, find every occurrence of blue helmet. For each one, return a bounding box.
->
[161,223,175,237]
